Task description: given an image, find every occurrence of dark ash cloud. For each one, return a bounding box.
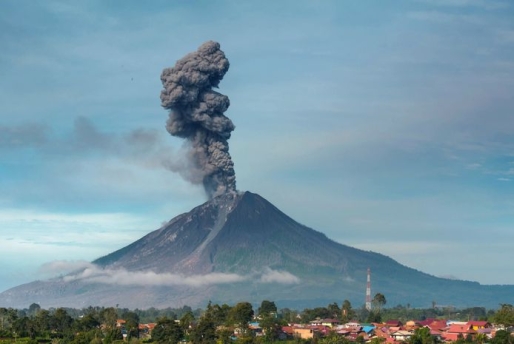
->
[0,123,49,148]
[160,41,236,199]
[0,117,197,176]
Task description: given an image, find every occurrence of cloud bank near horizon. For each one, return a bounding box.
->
[40,260,300,287]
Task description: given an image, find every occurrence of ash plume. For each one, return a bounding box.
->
[160,41,236,198]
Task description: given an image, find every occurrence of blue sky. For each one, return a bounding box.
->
[1,0,514,294]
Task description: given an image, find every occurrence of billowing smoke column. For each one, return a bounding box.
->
[160,41,236,199]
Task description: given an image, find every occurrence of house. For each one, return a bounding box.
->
[385,320,403,327]
[443,323,477,342]
[447,323,475,333]
[281,326,295,339]
[248,322,263,336]
[346,332,370,342]
[390,330,413,341]
[336,329,351,336]
[361,325,376,336]
[138,323,156,339]
[321,319,341,328]
[429,329,443,342]
[418,318,438,327]
[310,325,330,336]
[345,322,362,328]
[388,326,401,333]
[292,327,314,339]
[426,320,448,332]
[373,326,390,340]
[404,320,420,331]
[468,321,491,331]
[477,328,493,338]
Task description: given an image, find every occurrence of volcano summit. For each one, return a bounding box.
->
[2,191,514,309]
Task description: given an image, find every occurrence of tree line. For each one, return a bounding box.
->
[1,298,514,344]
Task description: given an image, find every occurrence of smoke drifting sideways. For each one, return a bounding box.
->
[160,41,236,199]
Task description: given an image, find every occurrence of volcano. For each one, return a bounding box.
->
[1,191,513,309]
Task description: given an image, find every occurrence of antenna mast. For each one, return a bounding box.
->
[366,268,372,311]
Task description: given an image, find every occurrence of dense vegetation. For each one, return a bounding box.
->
[0,298,513,344]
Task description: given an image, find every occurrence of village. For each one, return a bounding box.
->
[123,301,514,344]
[130,313,510,343]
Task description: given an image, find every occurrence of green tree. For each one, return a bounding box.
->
[216,327,233,344]
[493,304,514,327]
[475,332,487,344]
[318,331,350,344]
[355,334,366,344]
[356,306,370,323]
[370,338,385,344]
[372,293,387,314]
[12,316,37,339]
[103,327,123,344]
[258,300,277,317]
[28,303,41,317]
[409,327,438,344]
[327,303,341,319]
[279,308,297,323]
[52,308,73,335]
[0,308,18,337]
[229,302,254,328]
[34,309,51,336]
[492,330,514,344]
[214,304,232,326]
[121,311,139,340]
[366,311,382,323]
[0,308,11,331]
[180,310,195,335]
[341,300,356,323]
[301,307,332,322]
[76,312,101,332]
[152,316,184,343]
[72,328,103,344]
[227,302,254,342]
[100,307,118,330]
[259,313,285,342]
[190,312,216,344]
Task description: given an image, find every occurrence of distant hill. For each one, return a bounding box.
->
[1,191,513,309]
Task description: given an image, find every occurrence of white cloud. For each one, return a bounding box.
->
[45,263,300,287]
[38,260,92,276]
[259,268,300,284]
[63,265,247,287]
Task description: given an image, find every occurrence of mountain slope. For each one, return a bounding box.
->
[1,191,513,309]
